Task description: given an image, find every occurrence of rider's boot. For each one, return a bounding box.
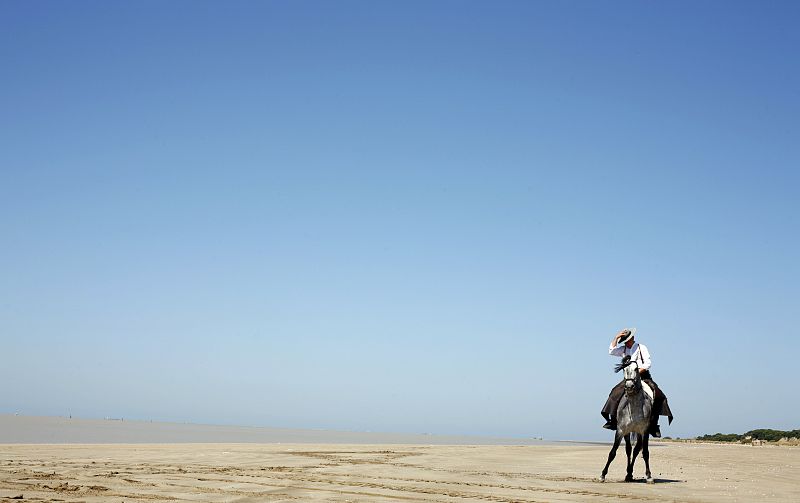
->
[649,421,661,438]
[602,416,617,430]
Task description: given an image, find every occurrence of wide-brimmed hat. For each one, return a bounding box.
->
[619,328,637,344]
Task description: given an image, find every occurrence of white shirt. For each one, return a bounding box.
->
[609,339,652,371]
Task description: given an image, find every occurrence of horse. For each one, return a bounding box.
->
[600,356,655,484]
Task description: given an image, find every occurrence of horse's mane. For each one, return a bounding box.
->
[614,355,633,373]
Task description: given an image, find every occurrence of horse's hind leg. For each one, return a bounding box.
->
[621,434,632,481]
[626,434,643,482]
[624,434,632,465]
[600,432,622,482]
[643,434,654,483]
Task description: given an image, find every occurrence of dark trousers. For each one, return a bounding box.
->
[601,372,666,426]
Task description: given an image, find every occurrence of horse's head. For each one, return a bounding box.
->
[615,355,641,396]
[623,360,641,395]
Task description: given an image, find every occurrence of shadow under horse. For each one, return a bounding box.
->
[600,356,658,483]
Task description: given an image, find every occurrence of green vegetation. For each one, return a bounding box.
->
[697,433,743,442]
[697,429,800,442]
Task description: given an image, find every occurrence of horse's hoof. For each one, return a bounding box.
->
[646,478,655,484]
[624,475,634,482]
[599,476,605,483]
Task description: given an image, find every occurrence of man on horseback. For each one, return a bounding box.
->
[601,328,673,437]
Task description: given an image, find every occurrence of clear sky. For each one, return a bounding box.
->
[2,1,798,441]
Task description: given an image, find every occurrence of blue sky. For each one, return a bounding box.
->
[1,1,798,441]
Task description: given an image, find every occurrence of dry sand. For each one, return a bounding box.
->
[1,416,797,502]
[1,442,798,502]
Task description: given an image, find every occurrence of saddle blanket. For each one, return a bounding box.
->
[642,380,654,401]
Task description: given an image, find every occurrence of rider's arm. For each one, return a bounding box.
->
[609,337,625,356]
[638,344,652,370]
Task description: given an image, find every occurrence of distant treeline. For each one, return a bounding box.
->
[697,429,800,442]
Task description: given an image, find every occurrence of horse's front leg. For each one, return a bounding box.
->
[600,432,623,482]
[643,434,653,483]
[626,434,643,482]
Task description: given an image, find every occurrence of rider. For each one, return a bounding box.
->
[601,328,672,437]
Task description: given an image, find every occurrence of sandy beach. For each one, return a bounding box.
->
[1,418,798,502]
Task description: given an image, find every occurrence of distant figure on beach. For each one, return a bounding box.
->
[601,328,673,437]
